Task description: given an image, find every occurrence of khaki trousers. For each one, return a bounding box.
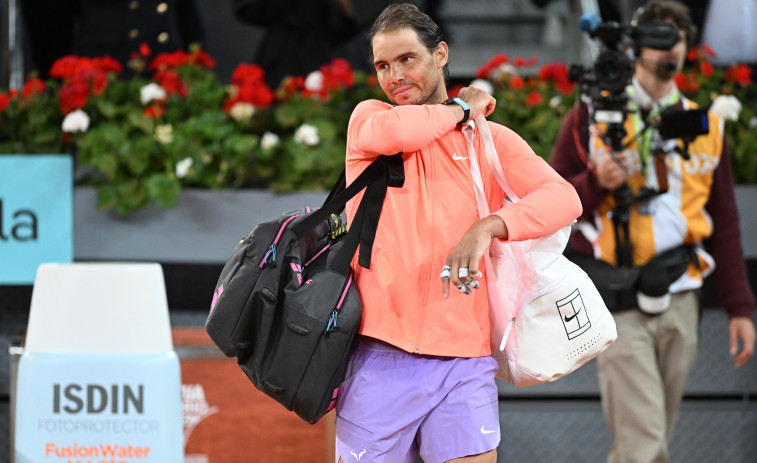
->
[597,291,699,463]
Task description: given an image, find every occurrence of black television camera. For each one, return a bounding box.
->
[568,13,683,151]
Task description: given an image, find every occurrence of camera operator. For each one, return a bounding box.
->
[550,1,755,462]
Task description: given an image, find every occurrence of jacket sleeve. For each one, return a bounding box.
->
[549,103,610,219]
[347,100,457,160]
[703,133,756,319]
[488,123,582,241]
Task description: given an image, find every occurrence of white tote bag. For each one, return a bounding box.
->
[465,116,617,387]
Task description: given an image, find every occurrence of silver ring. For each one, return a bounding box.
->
[440,265,451,279]
[458,267,469,278]
[456,283,472,295]
[471,271,483,278]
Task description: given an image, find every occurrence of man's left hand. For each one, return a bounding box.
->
[729,316,756,368]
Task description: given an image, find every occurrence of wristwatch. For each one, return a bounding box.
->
[443,97,470,124]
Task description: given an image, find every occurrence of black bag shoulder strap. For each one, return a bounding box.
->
[290,153,405,275]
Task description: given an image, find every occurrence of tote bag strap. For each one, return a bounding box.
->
[462,122,491,219]
[463,117,516,353]
[472,114,522,203]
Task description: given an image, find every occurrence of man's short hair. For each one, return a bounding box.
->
[369,3,449,85]
[632,0,697,48]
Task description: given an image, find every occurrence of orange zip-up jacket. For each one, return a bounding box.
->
[345,100,581,357]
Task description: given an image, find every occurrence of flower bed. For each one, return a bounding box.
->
[0,44,753,214]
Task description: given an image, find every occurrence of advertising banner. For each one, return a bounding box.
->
[0,155,73,284]
[14,352,184,463]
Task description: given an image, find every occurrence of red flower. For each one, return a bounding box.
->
[21,78,46,99]
[514,55,537,68]
[241,83,275,107]
[49,55,122,113]
[59,80,90,114]
[509,76,524,90]
[702,43,716,58]
[525,91,543,107]
[686,47,700,62]
[674,72,686,90]
[726,64,752,86]
[0,92,10,112]
[366,75,377,87]
[321,58,355,91]
[50,56,83,79]
[285,76,306,93]
[139,43,152,58]
[224,62,275,111]
[149,50,191,71]
[476,53,509,79]
[448,85,464,97]
[523,55,538,67]
[277,75,306,100]
[699,60,714,77]
[93,56,123,74]
[89,71,108,95]
[190,49,216,69]
[686,73,699,93]
[555,80,575,96]
[539,62,569,83]
[155,70,188,97]
[231,63,266,87]
[143,104,165,119]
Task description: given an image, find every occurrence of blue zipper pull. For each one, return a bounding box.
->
[262,244,277,267]
[326,309,339,333]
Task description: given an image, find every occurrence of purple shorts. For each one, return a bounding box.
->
[334,338,500,463]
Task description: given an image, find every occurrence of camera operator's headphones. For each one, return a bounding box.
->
[630,6,648,57]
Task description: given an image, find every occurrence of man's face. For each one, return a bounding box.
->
[638,25,686,81]
[371,27,447,106]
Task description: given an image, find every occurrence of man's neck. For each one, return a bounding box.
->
[635,68,675,102]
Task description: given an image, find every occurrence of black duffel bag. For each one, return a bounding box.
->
[205,154,404,424]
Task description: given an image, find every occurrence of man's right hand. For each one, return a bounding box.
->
[456,86,496,121]
[597,149,632,190]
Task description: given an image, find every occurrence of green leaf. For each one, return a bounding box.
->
[145,173,181,208]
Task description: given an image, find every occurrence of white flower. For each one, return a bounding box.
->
[261,131,280,150]
[549,95,563,109]
[175,157,193,179]
[470,79,494,95]
[155,124,174,144]
[61,109,90,133]
[305,70,324,92]
[709,95,742,121]
[749,117,757,129]
[492,63,518,80]
[229,102,255,122]
[294,124,320,146]
[140,83,167,105]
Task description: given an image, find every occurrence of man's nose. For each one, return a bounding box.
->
[390,67,404,83]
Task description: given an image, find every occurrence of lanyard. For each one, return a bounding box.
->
[627,86,680,174]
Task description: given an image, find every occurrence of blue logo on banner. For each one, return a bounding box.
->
[0,155,73,284]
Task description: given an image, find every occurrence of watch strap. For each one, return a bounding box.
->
[443,97,470,124]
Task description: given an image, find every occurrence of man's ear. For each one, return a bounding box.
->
[436,41,449,68]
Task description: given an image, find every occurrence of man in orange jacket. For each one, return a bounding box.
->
[334,4,582,462]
